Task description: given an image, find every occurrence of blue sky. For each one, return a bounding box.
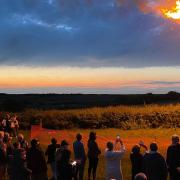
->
[0,0,180,94]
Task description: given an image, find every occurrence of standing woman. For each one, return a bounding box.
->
[87,132,101,180]
[130,141,147,180]
[105,137,125,180]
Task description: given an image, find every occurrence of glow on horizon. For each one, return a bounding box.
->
[0,66,180,91]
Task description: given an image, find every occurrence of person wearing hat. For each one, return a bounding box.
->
[26,139,48,180]
[56,140,73,180]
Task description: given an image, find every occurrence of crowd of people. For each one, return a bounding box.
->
[0,113,180,180]
[0,113,19,138]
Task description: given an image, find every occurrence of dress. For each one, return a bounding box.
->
[105,146,125,180]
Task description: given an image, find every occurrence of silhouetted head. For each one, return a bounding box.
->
[61,140,69,149]
[31,138,40,148]
[150,142,158,152]
[172,134,179,145]
[107,142,114,151]
[76,133,82,141]
[132,144,140,154]
[135,173,147,180]
[89,131,96,141]
[51,138,57,145]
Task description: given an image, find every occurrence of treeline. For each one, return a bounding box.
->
[0,91,180,111]
[16,104,180,130]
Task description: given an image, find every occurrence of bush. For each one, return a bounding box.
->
[9,104,180,130]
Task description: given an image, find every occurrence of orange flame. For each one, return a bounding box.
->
[162,0,180,20]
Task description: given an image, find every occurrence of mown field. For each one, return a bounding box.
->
[28,128,180,180]
[19,104,180,130]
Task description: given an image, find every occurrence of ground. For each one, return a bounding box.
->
[27,127,180,179]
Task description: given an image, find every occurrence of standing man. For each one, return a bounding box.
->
[45,138,60,180]
[73,133,86,180]
[56,140,73,180]
[143,142,168,180]
[26,139,48,180]
[166,134,180,180]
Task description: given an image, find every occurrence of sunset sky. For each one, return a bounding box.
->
[0,0,180,94]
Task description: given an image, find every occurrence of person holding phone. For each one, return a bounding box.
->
[130,141,148,180]
[73,133,86,180]
[105,135,126,180]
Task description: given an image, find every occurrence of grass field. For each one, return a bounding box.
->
[27,128,180,180]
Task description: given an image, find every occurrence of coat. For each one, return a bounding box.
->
[143,152,168,180]
[105,147,125,180]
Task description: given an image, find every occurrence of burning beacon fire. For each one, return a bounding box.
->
[162,0,180,20]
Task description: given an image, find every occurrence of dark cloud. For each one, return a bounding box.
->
[146,81,180,85]
[0,0,180,67]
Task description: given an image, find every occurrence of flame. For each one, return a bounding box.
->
[162,1,180,19]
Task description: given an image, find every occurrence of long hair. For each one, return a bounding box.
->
[88,131,96,141]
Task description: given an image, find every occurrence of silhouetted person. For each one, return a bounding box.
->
[26,139,48,180]
[143,142,168,180]
[87,132,101,180]
[130,141,147,180]
[0,136,6,180]
[4,133,13,176]
[56,140,73,180]
[135,173,147,180]
[45,138,60,180]
[73,133,86,180]
[10,142,31,180]
[166,134,180,180]
[4,113,11,133]
[105,137,125,180]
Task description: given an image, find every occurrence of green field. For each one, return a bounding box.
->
[25,128,180,180]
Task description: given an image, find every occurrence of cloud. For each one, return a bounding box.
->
[0,0,180,67]
[147,81,180,85]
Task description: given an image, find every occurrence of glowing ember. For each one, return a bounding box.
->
[163,1,180,19]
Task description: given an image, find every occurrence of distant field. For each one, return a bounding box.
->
[29,128,179,180]
[20,104,180,129]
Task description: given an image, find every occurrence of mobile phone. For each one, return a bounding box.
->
[71,161,77,166]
